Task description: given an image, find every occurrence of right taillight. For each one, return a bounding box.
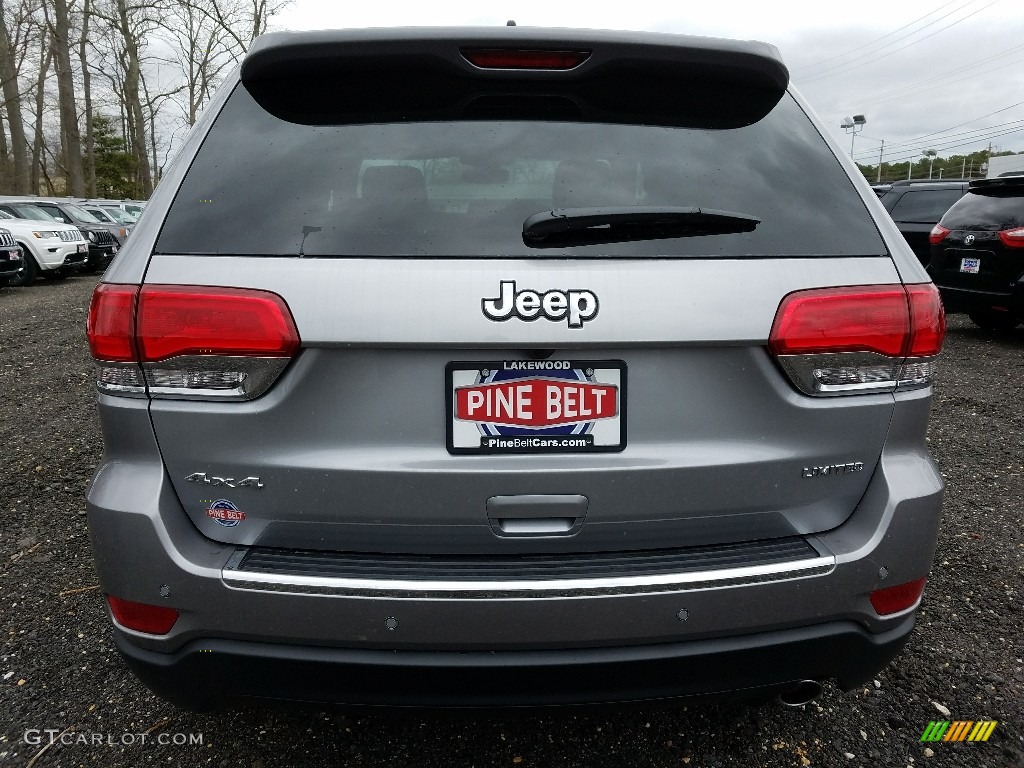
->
[87,284,300,400]
[998,226,1024,248]
[769,283,944,396]
[928,224,951,245]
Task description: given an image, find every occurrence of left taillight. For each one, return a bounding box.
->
[88,284,145,394]
[87,283,300,400]
[928,224,950,245]
[769,283,944,396]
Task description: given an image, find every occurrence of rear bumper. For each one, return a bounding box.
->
[113,617,915,710]
[87,390,944,709]
[934,283,1024,315]
[33,242,87,270]
[86,244,117,270]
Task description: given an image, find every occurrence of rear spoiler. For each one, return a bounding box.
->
[240,27,789,129]
[969,175,1024,190]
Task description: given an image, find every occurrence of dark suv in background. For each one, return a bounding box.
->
[930,175,1024,330]
[878,180,970,266]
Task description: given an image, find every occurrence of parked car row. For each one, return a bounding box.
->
[0,196,145,287]
[929,175,1024,330]
[877,177,1024,330]
[877,179,971,265]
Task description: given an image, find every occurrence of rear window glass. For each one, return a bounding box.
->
[156,85,885,258]
[885,188,965,222]
[940,191,1024,231]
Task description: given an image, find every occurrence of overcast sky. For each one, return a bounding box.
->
[272,0,1024,169]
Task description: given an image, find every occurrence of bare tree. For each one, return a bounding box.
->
[0,110,9,187]
[90,0,163,196]
[163,0,234,126]
[30,35,52,193]
[49,0,86,195]
[79,0,96,195]
[3,0,291,197]
[139,64,184,183]
[0,0,34,193]
[186,0,291,58]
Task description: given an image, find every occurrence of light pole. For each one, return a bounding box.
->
[840,115,866,158]
[922,149,937,179]
[857,134,886,182]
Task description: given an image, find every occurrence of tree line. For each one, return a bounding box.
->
[0,0,290,199]
[856,148,1021,185]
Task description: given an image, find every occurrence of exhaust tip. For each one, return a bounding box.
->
[779,680,823,707]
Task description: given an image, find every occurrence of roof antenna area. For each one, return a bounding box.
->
[506,19,516,26]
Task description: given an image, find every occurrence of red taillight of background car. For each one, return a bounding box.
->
[928,224,951,245]
[769,284,944,395]
[87,284,300,400]
[869,577,927,616]
[107,595,179,635]
[998,226,1024,248]
[461,48,591,70]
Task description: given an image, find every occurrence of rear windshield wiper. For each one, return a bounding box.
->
[522,206,760,248]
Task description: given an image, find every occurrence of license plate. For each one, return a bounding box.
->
[960,257,980,274]
[447,360,626,454]
[7,250,18,260]
[77,243,88,253]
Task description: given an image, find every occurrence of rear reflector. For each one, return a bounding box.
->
[107,595,179,634]
[87,284,300,400]
[769,284,944,395]
[999,226,1024,248]
[928,224,950,245]
[869,577,927,615]
[461,48,591,70]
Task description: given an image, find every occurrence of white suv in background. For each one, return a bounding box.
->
[0,208,89,285]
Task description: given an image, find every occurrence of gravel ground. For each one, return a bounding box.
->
[0,275,1021,768]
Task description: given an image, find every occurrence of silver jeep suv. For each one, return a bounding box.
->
[86,27,945,710]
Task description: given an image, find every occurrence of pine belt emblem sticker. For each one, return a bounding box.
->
[205,499,246,528]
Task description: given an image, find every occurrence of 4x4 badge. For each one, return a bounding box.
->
[482,280,599,328]
[185,472,264,489]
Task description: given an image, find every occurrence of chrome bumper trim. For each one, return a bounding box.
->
[223,555,836,599]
